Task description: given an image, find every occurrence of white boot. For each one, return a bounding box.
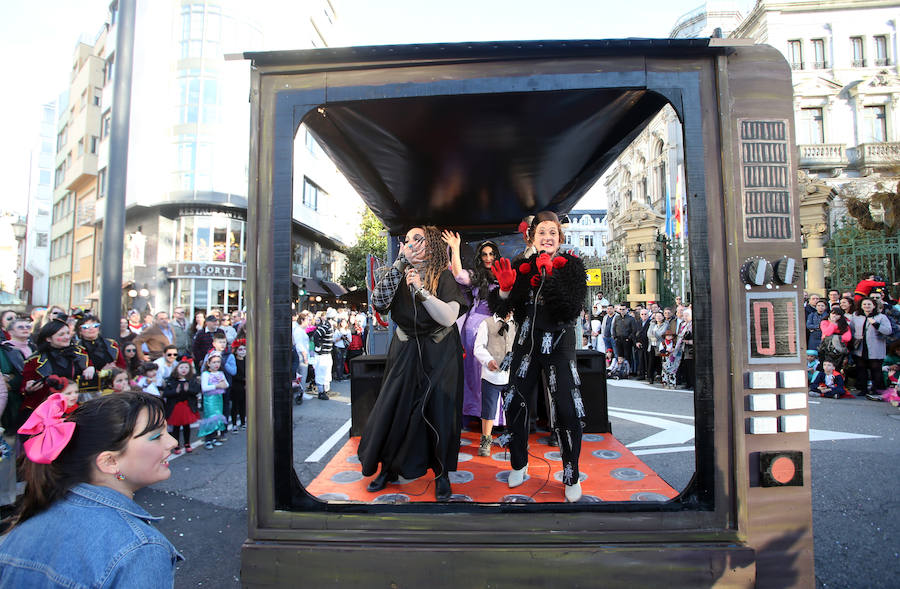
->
[564,481,582,503]
[508,465,528,488]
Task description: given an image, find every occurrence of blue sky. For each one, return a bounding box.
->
[1,0,756,215]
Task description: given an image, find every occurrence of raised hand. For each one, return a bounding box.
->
[535,252,553,277]
[491,258,517,292]
[440,230,461,251]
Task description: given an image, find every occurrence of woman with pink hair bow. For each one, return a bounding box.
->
[0,392,183,587]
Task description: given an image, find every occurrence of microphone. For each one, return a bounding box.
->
[538,250,548,278]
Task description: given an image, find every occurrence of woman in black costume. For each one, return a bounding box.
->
[358,226,468,501]
[489,211,587,502]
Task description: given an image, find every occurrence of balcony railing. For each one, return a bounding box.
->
[856,142,900,169]
[852,59,866,67]
[875,58,890,66]
[813,61,828,69]
[798,143,847,168]
[791,62,804,70]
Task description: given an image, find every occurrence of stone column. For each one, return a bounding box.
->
[802,223,828,297]
[626,243,642,305]
[643,241,659,301]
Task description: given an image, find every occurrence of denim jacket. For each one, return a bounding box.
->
[0,483,183,588]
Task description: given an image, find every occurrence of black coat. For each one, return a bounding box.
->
[636,318,651,349]
[161,376,201,418]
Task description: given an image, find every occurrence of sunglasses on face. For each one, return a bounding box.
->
[166,352,178,357]
[81,323,101,329]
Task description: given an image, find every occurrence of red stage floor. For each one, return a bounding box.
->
[306,431,678,503]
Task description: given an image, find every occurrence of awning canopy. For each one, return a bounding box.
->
[292,276,329,295]
[322,281,348,297]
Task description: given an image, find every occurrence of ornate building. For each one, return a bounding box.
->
[599,104,683,305]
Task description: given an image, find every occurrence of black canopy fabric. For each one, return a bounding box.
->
[304,88,669,234]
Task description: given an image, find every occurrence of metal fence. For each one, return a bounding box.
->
[826,234,900,293]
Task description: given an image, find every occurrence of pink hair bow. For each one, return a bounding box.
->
[18,393,76,464]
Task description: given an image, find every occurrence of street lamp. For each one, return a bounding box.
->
[11,219,26,241]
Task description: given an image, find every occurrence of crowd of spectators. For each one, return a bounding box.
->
[579,292,695,390]
[804,275,900,403]
[291,307,367,402]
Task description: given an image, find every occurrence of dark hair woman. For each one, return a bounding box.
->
[0,309,17,341]
[850,297,892,397]
[162,357,200,454]
[488,210,588,502]
[0,392,181,585]
[121,342,141,378]
[20,320,94,420]
[358,226,468,501]
[442,231,505,452]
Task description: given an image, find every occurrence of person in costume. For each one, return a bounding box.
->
[488,211,587,502]
[74,315,126,396]
[472,311,516,456]
[198,352,228,449]
[442,231,506,432]
[358,225,468,502]
[0,393,181,586]
[21,319,94,420]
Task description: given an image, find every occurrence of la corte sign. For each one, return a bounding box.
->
[169,262,246,280]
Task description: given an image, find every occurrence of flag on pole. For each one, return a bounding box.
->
[673,164,684,240]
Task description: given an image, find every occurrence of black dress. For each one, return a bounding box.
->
[358,270,468,480]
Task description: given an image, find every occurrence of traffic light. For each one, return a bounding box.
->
[298,277,307,296]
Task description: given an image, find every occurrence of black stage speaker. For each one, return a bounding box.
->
[576,349,611,433]
[349,354,387,437]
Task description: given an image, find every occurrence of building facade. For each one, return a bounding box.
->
[38,0,355,318]
[564,209,609,258]
[20,101,56,307]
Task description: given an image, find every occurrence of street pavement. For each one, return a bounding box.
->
[135,375,898,588]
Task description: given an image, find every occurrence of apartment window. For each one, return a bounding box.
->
[302,177,325,210]
[93,87,102,106]
[181,4,221,59]
[56,126,67,152]
[581,234,594,248]
[72,281,92,305]
[66,151,72,168]
[812,39,826,69]
[851,37,865,67]
[77,138,84,157]
[90,136,98,154]
[305,129,324,157]
[39,170,51,185]
[98,167,107,198]
[862,105,887,143]
[797,108,824,144]
[54,163,66,188]
[101,112,111,138]
[875,35,889,66]
[292,243,311,276]
[789,40,803,69]
[36,233,48,247]
[104,54,115,86]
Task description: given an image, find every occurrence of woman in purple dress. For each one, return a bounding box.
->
[442,231,504,429]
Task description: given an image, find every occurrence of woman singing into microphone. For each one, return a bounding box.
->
[489,211,587,502]
[358,226,468,501]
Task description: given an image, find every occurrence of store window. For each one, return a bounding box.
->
[293,243,311,276]
[176,215,247,263]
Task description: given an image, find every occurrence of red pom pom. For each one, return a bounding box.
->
[518,221,529,236]
[552,256,567,269]
[519,263,531,274]
[530,274,541,287]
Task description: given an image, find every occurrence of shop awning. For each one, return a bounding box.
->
[292,276,329,295]
[322,281,348,297]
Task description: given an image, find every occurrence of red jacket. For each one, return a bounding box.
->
[21,347,92,410]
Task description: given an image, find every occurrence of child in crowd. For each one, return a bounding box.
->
[163,357,201,454]
[472,312,515,457]
[809,360,847,399]
[135,362,161,397]
[806,350,820,383]
[199,351,228,450]
[45,376,79,415]
[660,330,677,388]
[867,364,900,404]
[231,339,247,430]
[204,333,236,427]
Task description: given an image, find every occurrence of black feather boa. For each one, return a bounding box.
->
[488,252,586,325]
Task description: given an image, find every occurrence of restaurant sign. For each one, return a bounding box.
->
[169,262,246,280]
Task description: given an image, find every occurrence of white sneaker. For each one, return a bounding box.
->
[564,481,582,503]
[508,465,528,488]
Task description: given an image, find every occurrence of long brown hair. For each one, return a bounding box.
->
[13,392,166,527]
[415,225,449,293]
